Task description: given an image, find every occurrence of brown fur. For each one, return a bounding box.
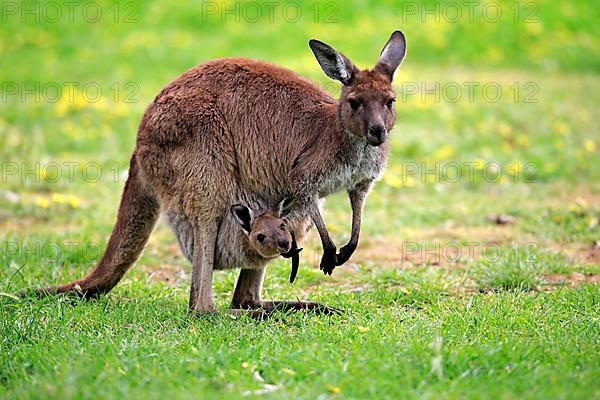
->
[38,31,407,314]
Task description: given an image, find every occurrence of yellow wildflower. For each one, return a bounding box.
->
[432,145,455,161]
[552,121,569,135]
[73,93,88,110]
[326,385,341,394]
[35,197,50,209]
[51,193,67,204]
[93,97,108,111]
[404,175,416,187]
[67,195,80,208]
[584,140,596,152]
[524,21,543,36]
[498,122,512,138]
[113,101,130,117]
[55,95,71,116]
[383,174,403,189]
[516,134,528,147]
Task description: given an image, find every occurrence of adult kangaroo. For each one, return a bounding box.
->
[42,31,407,314]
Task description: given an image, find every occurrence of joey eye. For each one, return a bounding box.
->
[348,98,360,111]
[386,98,396,110]
[256,234,265,243]
[280,223,285,231]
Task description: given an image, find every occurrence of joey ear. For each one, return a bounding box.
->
[277,197,297,218]
[309,39,357,85]
[375,30,407,81]
[231,204,253,233]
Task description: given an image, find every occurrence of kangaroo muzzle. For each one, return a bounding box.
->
[367,125,387,146]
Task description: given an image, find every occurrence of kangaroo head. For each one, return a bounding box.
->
[309,30,406,147]
[230,197,297,258]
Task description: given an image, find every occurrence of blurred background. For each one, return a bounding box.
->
[1,0,599,292]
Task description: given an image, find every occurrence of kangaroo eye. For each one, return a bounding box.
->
[280,223,285,231]
[256,234,265,243]
[348,98,360,111]
[386,98,396,109]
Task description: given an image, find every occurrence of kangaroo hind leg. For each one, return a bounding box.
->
[188,220,220,315]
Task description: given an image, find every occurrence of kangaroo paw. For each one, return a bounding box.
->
[335,243,357,265]
[320,249,337,275]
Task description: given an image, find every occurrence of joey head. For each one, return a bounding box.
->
[231,197,303,284]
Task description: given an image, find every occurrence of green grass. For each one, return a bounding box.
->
[1,0,599,398]
[2,285,599,399]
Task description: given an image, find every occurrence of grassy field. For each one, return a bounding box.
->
[1,1,599,399]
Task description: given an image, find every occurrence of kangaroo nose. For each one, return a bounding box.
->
[367,125,387,146]
[277,239,290,250]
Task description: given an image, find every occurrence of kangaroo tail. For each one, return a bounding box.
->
[41,153,160,298]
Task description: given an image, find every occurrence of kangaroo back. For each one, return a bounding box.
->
[43,153,160,297]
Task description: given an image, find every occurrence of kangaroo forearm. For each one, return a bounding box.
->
[348,180,372,243]
[336,180,373,264]
[309,204,336,251]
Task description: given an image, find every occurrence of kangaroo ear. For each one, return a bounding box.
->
[231,204,253,234]
[309,39,357,85]
[277,197,297,218]
[375,30,407,81]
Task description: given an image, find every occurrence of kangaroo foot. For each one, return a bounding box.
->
[229,308,269,320]
[263,301,342,315]
[233,300,342,316]
[18,282,104,300]
[187,298,217,316]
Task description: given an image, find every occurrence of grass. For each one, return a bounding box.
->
[1,0,599,398]
[2,285,599,399]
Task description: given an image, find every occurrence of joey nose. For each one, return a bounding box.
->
[277,239,290,251]
[367,125,387,146]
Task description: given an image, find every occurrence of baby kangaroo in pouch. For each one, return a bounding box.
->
[230,201,303,285]
[32,30,406,315]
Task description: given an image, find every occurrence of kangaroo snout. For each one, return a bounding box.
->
[367,125,387,146]
[277,238,291,252]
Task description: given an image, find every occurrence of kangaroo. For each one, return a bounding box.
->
[229,201,304,285]
[37,31,406,314]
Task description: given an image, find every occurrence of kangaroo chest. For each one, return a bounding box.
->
[318,143,386,197]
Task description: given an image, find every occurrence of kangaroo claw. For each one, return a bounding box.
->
[281,232,302,283]
[288,247,302,283]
